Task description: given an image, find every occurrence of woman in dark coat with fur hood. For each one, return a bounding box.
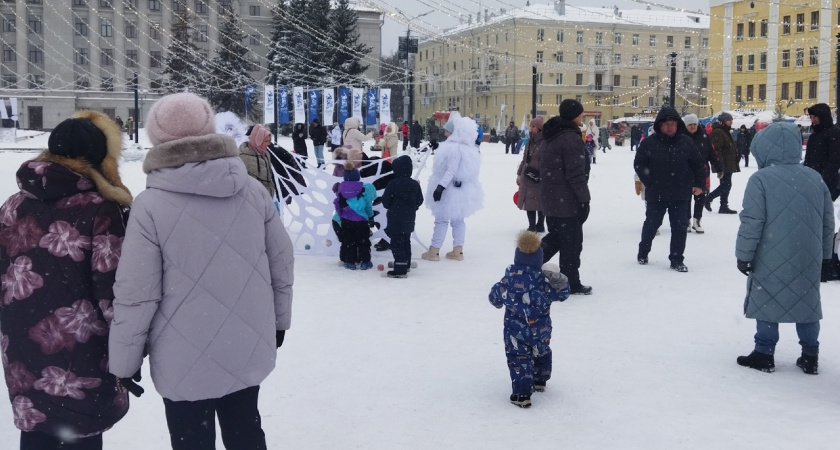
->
[0,111,134,449]
[516,116,545,232]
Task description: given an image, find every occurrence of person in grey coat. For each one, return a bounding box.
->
[598,125,611,152]
[108,93,294,450]
[735,122,834,375]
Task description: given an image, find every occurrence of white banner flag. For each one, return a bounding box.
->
[352,88,363,120]
[293,87,305,124]
[0,100,8,120]
[10,97,18,121]
[379,89,391,125]
[323,89,335,126]
[263,84,275,124]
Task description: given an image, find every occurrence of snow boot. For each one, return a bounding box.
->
[570,284,593,295]
[509,394,532,408]
[421,246,440,261]
[343,263,357,270]
[719,206,738,214]
[736,351,775,373]
[637,253,649,265]
[445,246,464,261]
[704,198,713,212]
[359,261,373,270]
[386,271,407,279]
[670,261,688,272]
[692,218,704,234]
[534,381,546,392]
[535,223,545,233]
[374,239,390,251]
[796,354,819,375]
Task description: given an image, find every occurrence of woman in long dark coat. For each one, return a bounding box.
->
[516,117,545,232]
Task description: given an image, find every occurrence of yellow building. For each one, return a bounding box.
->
[413,0,710,129]
[709,0,838,116]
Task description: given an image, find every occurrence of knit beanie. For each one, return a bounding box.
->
[146,92,216,146]
[682,114,699,126]
[444,118,456,133]
[48,117,108,169]
[559,99,584,121]
[343,161,360,181]
[530,116,544,130]
[513,231,544,269]
[718,112,733,123]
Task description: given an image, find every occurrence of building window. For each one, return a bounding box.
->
[576,31,584,44]
[666,35,673,47]
[795,48,804,67]
[28,46,43,63]
[151,79,164,92]
[648,97,655,107]
[126,22,137,39]
[633,34,639,45]
[555,51,563,62]
[760,19,768,37]
[702,37,709,48]
[809,80,817,99]
[735,55,743,72]
[556,73,563,85]
[736,23,743,41]
[811,11,819,30]
[101,20,112,37]
[73,0,86,5]
[75,77,90,90]
[595,31,603,45]
[796,13,805,32]
[684,36,691,49]
[575,52,583,64]
[594,52,604,65]
[2,14,14,32]
[809,47,818,65]
[74,18,87,36]
[173,0,186,11]
[125,0,136,7]
[102,77,114,92]
[197,24,208,42]
[2,74,16,89]
[612,96,619,106]
[250,35,260,45]
[150,23,160,40]
[782,16,790,34]
[99,0,112,8]
[575,73,583,86]
[613,74,620,87]
[747,54,754,71]
[648,76,656,87]
[758,84,766,101]
[649,34,656,46]
[614,53,621,64]
[781,50,790,68]
[556,30,564,42]
[632,96,638,108]
[150,50,162,68]
[249,5,260,16]
[794,82,803,99]
[536,51,543,63]
[631,75,639,87]
[75,48,89,65]
[29,75,45,89]
[101,48,113,66]
[537,28,544,41]
[648,55,656,67]
[2,45,14,62]
[218,0,232,13]
[195,0,207,14]
[748,21,755,38]
[126,49,138,67]
[746,85,754,102]
[149,0,160,11]
[575,95,582,103]
[632,54,639,65]
[28,15,41,34]
[614,32,621,44]
[735,86,742,102]
[781,83,789,99]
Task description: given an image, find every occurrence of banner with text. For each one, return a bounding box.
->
[244,85,257,116]
[323,89,335,126]
[379,89,391,125]
[308,89,320,123]
[293,87,305,124]
[352,88,363,120]
[263,84,275,124]
[366,88,378,126]
[337,87,350,125]
[278,86,290,124]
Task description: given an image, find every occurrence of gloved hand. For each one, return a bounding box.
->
[578,202,590,224]
[276,330,285,348]
[433,185,445,202]
[119,369,144,397]
[717,172,724,179]
[737,259,753,276]
[634,180,643,196]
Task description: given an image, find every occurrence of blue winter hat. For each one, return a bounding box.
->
[344,168,360,181]
[513,231,544,269]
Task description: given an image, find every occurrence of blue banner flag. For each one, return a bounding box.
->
[278,86,290,124]
[244,85,257,114]
[338,87,350,125]
[366,88,378,126]
[308,89,320,123]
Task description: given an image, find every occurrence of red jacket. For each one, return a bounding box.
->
[401,123,409,138]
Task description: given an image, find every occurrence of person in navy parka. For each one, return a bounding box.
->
[381,156,423,278]
[489,231,570,408]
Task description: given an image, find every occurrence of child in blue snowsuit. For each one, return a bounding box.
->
[334,161,376,269]
[381,155,424,278]
[489,231,570,408]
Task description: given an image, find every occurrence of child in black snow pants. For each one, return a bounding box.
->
[381,155,424,278]
[489,231,570,408]
[334,162,376,270]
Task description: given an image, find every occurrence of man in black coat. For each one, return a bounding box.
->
[683,114,722,234]
[539,99,592,295]
[630,125,641,151]
[309,119,328,168]
[504,121,520,154]
[409,120,423,148]
[634,107,705,272]
[803,103,840,201]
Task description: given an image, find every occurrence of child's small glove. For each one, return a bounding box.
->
[634,180,643,196]
[541,262,569,293]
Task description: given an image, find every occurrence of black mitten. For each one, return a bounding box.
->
[338,195,348,209]
[276,330,285,348]
[737,259,753,276]
[821,259,832,282]
[119,369,144,397]
[578,202,590,224]
[433,185,445,201]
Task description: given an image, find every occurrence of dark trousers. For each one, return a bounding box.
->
[541,216,584,289]
[387,231,411,275]
[507,348,552,396]
[639,199,689,263]
[742,152,750,167]
[526,210,545,230]
[163,386,266,450]
[708,172,733,208]
[340,218,371,264]
[20,431,102,450]
[505,140,515,153]
[402,136,408,150]
[689,192,706,220]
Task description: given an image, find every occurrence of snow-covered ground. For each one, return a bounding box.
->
[2,133,840,449]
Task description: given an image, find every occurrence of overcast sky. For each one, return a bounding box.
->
[377,0,706,55]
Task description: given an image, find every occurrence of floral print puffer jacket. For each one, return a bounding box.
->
[0,160,129,437]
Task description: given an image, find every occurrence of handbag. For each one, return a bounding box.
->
[523,166,540,183]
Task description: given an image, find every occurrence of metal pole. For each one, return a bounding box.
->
[531,66,537,119]
[669,53,677,109]
[273,73,278,143]
[133,72,139,144]
[835,34,840,111]
[408,71,415,126]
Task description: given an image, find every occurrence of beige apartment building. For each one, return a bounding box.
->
[709,0,837,115]
[414,0,710,128]
[0,0,381,129]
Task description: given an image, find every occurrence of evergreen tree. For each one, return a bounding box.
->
[378,53,406,123]
[308,0,332,82]
[329,0,371,85]
[266,1,295,86]
[286,0,317,86]
[205,5,258,120]
[163,4,207,94]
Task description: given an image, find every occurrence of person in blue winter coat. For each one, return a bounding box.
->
[489,231,570,408]
[381,156,424,278]
[334,161,375,270]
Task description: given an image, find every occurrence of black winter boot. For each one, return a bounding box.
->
[737,351,775,373]
[718,206,738,214]
[796,354,819,375]
[510,394,532,408]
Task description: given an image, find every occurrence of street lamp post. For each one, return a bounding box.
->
[396,8,432,126]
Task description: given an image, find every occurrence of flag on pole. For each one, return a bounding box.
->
[278,86,290,124]
[379,89,391,125]
[366,88,378,126]
[308,89,320,123]
[338,87,350,125]
[352,88,363,120]
[244,85,257,116]
[293,87,305,124]
[263,84,275,125]
[323,89,335,126]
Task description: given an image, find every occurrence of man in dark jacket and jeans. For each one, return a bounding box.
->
[803,102,840,201]
[634,107,705,272]
[539,99,592,294]
[707,112,740,214]
[309,119,328,168]
[505,121,520,154]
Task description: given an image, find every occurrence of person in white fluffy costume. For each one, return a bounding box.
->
[422,112,484,261]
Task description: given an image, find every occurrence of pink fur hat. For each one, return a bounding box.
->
[146,92,216,145]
